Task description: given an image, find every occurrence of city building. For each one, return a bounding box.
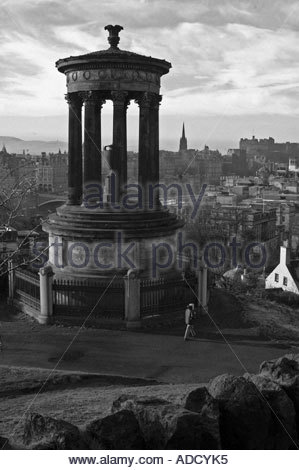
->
[196,204,277,243]
[227,148,248,176]
[289,157,299,176]
[245,197,296,250]
[160,145,222,188]
[36,151,68,193]
[36,152,53,192]
[240,136,299,164]
[196,146,222,186]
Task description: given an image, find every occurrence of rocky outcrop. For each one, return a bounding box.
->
[179,386,221,449]
[6,353,299,450]
[260,355,299,418]
[111,394,220,449]
[85,410,145,450]
[245,373,297,449]
[208,374,272,449]
[23,413,88,450]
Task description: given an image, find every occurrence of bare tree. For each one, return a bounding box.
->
[0,159,37,226]
[0,158,50,278]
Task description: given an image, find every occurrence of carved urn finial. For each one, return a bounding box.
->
[104,25,123,48]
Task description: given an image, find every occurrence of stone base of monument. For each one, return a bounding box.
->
[43,203,184,280]
[42,204,187,328]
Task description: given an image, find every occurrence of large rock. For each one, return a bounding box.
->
[23,413,88,450]
[111,395,220,449]
[85,410,145,450]
[260,354,299,422]
[208,374,272,449]
[245,373,298,449]
[180,387,221,449]
[0,436,12,450]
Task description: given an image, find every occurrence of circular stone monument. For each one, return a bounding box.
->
[43,25,184,280]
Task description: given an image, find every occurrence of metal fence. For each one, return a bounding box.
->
[14,267,40,312]
[52,278,125,321]
[12,268,198,324]
[140,275,197,317]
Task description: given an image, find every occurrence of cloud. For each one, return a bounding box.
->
[0,0,299,125]
[157,20,299,117]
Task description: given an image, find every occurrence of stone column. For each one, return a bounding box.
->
[65,93,83,205]
[111,91,129,202]
[48,270,54,317]
[123,97,128,192]
[137,92,161,209]
[82,92,106,191]
[149,94,161,208]
[137,92,150,208]
[39,266,54,325]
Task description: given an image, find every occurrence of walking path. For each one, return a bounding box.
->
[0,307,292,383]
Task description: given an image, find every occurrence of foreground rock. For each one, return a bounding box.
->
[112,395,220,449]
[179,386,221,448]
[209,374,272,449]
[260,354,299,426]
[245,373,298,449]
[23,413,88,450]
[0,436,12,450]
[85,410,145,449]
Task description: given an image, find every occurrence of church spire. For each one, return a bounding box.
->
[179,123,187,152]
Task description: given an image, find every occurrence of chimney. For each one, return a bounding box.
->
[280,246,290,266]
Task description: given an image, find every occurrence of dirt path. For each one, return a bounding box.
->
[0,301,292,384]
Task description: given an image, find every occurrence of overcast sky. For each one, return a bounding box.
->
[1,0,299,151]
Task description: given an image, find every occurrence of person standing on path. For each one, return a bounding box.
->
[184,304,196,341]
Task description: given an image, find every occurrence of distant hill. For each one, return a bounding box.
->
[0,136,68,155]
[0,136,23,142]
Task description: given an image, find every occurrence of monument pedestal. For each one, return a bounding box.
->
[43,203,183,281]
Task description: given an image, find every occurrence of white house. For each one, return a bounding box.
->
[265,246,299,294]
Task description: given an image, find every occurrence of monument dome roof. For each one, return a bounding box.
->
[56,25,171,75]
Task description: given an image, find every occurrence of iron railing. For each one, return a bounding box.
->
[140,275,197,317]
[14,267,40,312]
[52,278,125,320]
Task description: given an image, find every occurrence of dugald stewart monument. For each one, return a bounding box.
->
[43,25,184,284]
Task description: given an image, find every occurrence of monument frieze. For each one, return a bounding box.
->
[66,68,160,86]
